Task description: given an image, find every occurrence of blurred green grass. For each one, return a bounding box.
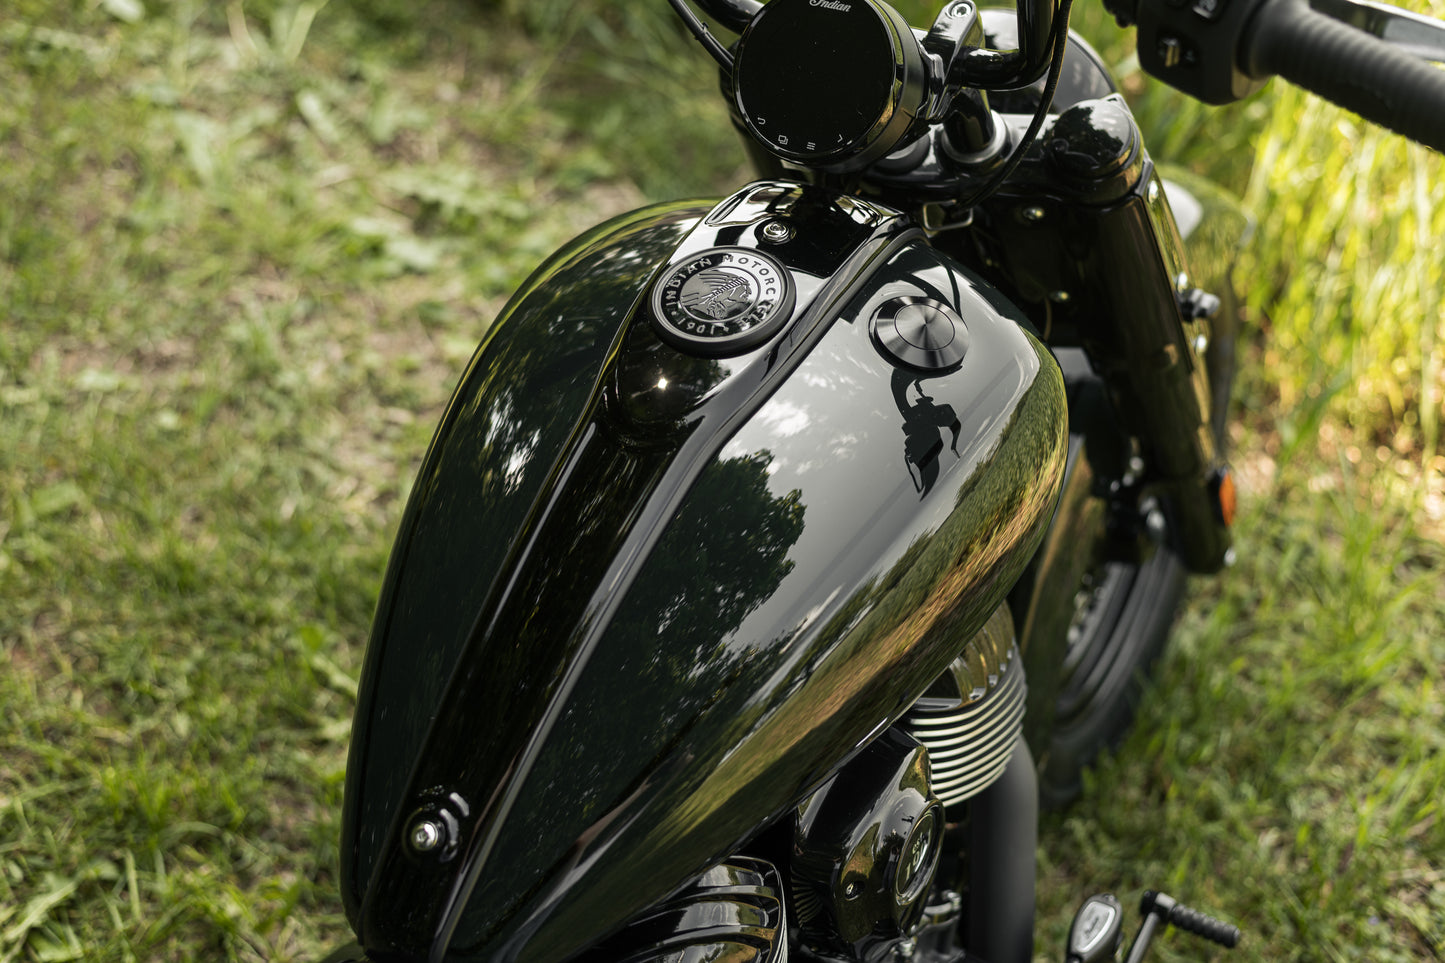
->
[1,0,1441,960]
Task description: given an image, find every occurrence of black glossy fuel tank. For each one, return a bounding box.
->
[339,181,1068,962]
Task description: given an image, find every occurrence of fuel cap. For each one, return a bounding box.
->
[871,297,969,371]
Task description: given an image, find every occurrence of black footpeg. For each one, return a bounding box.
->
[1123,890,1240,962]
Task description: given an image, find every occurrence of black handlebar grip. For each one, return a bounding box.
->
[1241,0,1445,152]
[1166,902,1242,947]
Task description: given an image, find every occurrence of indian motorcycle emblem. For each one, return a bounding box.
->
[681,268,753,320]
[651,247,795,356]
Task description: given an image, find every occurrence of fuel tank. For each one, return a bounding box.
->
[339,181,1068,962]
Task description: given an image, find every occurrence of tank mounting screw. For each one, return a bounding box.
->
[408,818,445,853]
[1021,205,1047,222]
[759,219,794,243]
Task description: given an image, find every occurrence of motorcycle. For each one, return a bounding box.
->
[315,0,1445,960]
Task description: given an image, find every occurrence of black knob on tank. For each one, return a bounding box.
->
[732,0,932,172]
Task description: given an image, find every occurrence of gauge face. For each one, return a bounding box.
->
[733,0,902,166]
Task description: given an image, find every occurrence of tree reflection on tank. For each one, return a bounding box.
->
[464,446,809,943]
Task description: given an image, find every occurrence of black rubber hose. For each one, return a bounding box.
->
[1241,0,1445,152]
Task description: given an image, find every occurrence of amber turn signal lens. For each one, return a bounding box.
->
[1211,468,1237,527]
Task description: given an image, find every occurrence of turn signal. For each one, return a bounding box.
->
[1209,467,1237,527]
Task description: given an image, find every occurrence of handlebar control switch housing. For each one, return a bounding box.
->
[732,0,933,172]
[1114,0,1269,103]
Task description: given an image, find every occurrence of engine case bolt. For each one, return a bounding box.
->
[1021,205,1047,222]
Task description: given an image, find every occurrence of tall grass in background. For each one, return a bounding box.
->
[1075,0,1445,490]
[1,0,1441,960]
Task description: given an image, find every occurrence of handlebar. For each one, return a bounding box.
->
[694,0,1064,88]
[693,0,762,32]
[1241,0,1445,150]
[686,0,1445,154]
[1122,0,1445,151]
[1311,0,1445,62]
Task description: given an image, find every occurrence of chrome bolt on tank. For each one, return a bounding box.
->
[407,819,444,853]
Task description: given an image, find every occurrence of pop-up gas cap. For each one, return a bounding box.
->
[871,296,969,371]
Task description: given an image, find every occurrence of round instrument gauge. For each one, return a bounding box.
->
[732,0,930,172]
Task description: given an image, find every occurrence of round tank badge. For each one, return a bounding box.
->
[650,247,795,356]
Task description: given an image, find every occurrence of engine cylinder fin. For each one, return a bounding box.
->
[905,667,1025,749]
[913,672,1025,744]
[929,738,1021,797]
[927,710,1026,781]
[903,641,1027,808]
[571,856,787,963]
[928,742,1021,799]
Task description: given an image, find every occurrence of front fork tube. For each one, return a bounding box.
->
[1082,175,1231,573]
[975,105,1232,575]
